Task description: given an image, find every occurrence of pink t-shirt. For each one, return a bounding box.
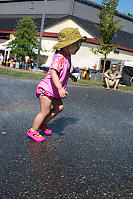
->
[38,50,71,98]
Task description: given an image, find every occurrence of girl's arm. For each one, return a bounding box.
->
[50,69,68,98]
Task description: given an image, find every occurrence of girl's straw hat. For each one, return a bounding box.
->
[53,27,87,50]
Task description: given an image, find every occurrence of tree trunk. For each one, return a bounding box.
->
[102,54,107,81]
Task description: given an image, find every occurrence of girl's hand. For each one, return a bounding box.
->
[58,87,68,98]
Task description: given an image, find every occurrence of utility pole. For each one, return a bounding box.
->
[36,0,47,68]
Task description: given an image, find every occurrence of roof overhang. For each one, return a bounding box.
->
[0,30,133,53]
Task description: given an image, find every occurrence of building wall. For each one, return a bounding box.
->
[0,0,70,16]
[73,1,100,24]
[0,0,133,34]
[73,1,133,34]
[44,19,93,38]
[71,43,133,69]
[115,15,133,34]
[42,19,133,69]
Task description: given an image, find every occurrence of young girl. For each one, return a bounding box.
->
[27,27,86,142]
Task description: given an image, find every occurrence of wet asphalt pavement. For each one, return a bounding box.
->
[0,76,133,199]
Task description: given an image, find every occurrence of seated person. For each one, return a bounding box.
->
[104,64,122,90]
[130,76,133,87]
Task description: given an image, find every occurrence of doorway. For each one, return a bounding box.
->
[100,60,111,72]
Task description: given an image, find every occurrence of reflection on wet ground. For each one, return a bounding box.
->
[0,76,133,198]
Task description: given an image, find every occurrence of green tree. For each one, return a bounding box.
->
[92,0,122,79]
[128,13,133,17]
[8,17,38,64]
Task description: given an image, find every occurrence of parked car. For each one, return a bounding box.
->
[120,61,133,86]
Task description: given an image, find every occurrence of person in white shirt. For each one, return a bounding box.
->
[0,52,3,66]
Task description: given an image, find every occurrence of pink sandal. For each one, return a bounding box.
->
[40,124,52,135]
[27,129,45,142]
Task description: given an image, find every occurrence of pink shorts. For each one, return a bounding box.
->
[36,87,53,99]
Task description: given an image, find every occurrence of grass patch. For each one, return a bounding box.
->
[68,78,103,87]
[118,85,133,92]
[1,66,133,92]
[0,66,44,80]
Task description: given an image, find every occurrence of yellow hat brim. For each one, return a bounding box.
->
[53,36,87,50]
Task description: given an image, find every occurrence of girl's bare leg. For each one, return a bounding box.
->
[32,95,52,131]
[42,98,64,125]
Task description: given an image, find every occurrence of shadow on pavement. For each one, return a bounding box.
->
[49,116,78,136]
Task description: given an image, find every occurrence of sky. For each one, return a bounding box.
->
[91,0,133,15]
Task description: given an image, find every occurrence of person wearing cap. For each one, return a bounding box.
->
[27,27,87,142]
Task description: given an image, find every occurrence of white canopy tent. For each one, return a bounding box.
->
[0,40,49,56]
[0,40,49,63]
[33,49,49,56]
[0,40,12,61]
[0,39,12,51]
